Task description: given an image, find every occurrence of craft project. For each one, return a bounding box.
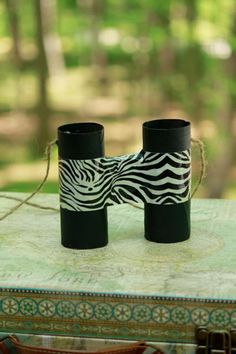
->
[57,119,191,249]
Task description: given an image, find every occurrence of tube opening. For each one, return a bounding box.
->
[143,119,190,131]
[59,122,104,135]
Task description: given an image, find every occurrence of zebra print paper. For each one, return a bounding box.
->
[59,150,191,212]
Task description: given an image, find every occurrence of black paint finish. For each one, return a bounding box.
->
[58,123,108,249]
[143,119,191,243]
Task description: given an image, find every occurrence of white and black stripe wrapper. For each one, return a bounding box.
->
[59,150,191,212]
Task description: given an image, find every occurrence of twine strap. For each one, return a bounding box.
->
[0,194,59,212]
[190,137,206,198]
[0,137,206,220]
[0,139,58,221]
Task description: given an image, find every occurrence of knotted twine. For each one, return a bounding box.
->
[0,138,206,221]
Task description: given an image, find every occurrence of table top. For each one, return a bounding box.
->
[1,192,236,301]
[1,192,236,343]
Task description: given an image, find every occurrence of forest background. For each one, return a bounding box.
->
[0,0,236,199]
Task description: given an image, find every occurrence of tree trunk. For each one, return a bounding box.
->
[5,0,22,68]
[89,0,108,92]
[184,0,205,123]
[131,2,152,116]
[150,1,176,114]
[5,0,23,111]
[40,0,65,77]
[206,5,236,198]
[34,0,50,156]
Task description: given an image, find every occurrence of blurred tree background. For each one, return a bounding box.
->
[0,0,236,198]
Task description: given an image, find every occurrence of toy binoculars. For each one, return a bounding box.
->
[57,119,191,249]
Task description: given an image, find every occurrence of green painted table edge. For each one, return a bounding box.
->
[0,281,236,343]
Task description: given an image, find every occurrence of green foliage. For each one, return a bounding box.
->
[0,3,7,37]
[1,0,236,197]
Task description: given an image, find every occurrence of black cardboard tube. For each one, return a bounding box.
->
[143,119,191,243]
[58,123,108,249]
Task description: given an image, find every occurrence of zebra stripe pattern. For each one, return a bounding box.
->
[59,150,191,212]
